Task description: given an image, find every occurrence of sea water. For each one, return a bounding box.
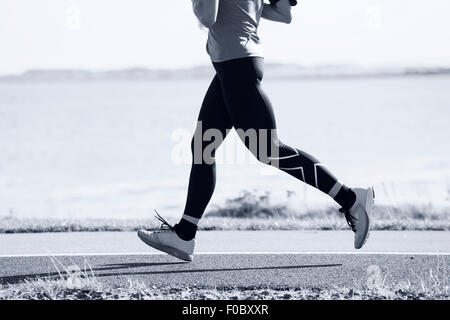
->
[1,76,449,218]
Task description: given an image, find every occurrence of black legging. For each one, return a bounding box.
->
[180,57,353,230]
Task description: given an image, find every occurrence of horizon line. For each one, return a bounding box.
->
[2,63,450,78]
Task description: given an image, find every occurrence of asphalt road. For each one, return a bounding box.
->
[1,253,448,289]
[0,231,448,289]
[1,230,449,255]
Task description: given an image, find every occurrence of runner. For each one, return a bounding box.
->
[138,0,375,261]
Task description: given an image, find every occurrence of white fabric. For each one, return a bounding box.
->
[182,214,200,226]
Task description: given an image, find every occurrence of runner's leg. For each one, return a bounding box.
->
[213,57,356,209]
[174,74,233,240]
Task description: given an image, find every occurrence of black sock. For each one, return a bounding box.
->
[334,185,356,210]
[174,219,197,241]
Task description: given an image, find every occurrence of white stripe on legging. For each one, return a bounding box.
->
[314,163,325,189]
[268,149,299,160]
[278,166,305,182]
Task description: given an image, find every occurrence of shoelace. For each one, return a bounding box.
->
[339,208,358,232]
[154,210,174,231]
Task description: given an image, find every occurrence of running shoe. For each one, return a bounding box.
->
[137,211,195,262]
[339,187,375,249]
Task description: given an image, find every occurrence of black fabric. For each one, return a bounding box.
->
[335,185,357,211]
[177,57,354,240]
[269,0,297,6]
[174,219,197,241]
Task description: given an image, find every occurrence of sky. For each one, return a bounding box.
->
[1,0,450,75]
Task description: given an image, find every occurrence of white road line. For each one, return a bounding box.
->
[0,251,449,258]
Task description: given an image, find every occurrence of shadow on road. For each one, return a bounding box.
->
[94,263,342,279]
[1,261,342,285]
[0,261,183,285]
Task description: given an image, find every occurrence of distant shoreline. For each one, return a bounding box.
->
[1,65,450,82]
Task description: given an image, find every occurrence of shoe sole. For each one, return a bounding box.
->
[137,231,193,262]
[357,187,375,249]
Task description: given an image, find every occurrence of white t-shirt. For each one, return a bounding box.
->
[206,0,264,62]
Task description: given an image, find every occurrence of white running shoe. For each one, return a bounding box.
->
[340,187,375,249]
[137,212,195,262]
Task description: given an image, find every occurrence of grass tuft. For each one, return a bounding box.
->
[1,278,448,300]
[0,256,448,300]
[1,190,449,233]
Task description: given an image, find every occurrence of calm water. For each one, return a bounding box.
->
[1,76,449,218]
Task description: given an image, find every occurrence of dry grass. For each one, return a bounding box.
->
[1,215,448,234]
[1,190,449,233]
[0,256,448,300]
[0,208,448,234]
[1,275,448,300]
